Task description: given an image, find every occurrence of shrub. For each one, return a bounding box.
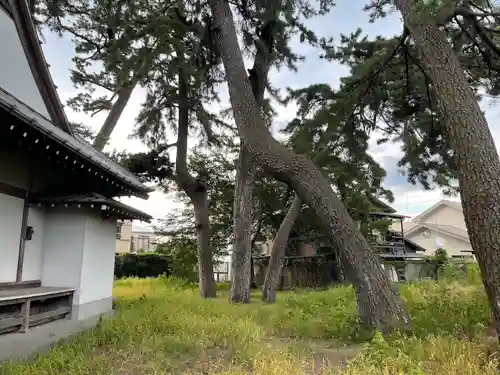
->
[114,252,170,279]
[156,237,198,281]
[438,262,481,284]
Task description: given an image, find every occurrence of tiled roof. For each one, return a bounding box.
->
[1,1,152,198]
[31,192,152,222]
[0,87,153,196]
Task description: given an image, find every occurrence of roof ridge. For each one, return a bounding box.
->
[419,222,469,239]
[431,223,468,233]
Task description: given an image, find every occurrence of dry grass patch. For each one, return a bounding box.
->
[0,275,498,375]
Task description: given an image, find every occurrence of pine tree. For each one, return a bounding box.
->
[226,0,336,303]
[38,0,170,150]
[53,1,229,298]
[315,0,500,339]
[209,0,411,333]
[261,84,394,303]
[392,0,500,342]
[130,5,229,298]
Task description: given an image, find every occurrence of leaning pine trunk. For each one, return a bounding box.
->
[92,83,136,151]
[395,0,500,341]
[209,0,411,334]
[262,194,302,303]
[230,148,256,303]
[229,1,278,303]
[229,33,272,302]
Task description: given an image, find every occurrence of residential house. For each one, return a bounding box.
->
[214,254,231,282]
[115,220,159,253]
[0,1,152,335]
[116,220,133,253]
[255,195,424,258]
[131,229,159,252]
[391,200,473,258]
[252,196,428,288]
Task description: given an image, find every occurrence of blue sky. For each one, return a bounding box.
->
[39,0,500,224]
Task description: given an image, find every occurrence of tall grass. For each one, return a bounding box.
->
[0,274,497,375]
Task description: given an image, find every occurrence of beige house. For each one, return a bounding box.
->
[115,220,159,253]
[115,220,133,253]
[391,200,473,258]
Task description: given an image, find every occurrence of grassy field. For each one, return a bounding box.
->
[0,270,498,374]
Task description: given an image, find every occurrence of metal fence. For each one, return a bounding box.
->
[252,254,476,290]
[214,262,230,282]
[254,254,341,290]
[380,258,476,282]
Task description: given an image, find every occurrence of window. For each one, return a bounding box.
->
[423,229,431,238]
[116,223,123,240]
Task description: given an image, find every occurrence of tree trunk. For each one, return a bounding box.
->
[248,220,263,291]
[229,12,274,302]
[192,192,217,297]
[395,0,500,340]
[92,83,136,151]
[262,194,302,303]
[209,0,411,334]
[230,147,255,302]
[249,255,256,289]
[176,68,216,298]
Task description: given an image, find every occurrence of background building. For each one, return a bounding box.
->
[116,220,160,253]
[390,200,473,258]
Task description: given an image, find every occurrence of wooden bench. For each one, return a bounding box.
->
[0,286,75,334]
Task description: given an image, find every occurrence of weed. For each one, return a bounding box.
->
[0,276,497,374]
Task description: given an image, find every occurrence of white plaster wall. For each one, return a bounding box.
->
[40,208,86,302]
[0,148,55,283]
[41,208,117,317]
[418,205,467,231]
[78,214,116,305]
[0,193,23,282]
[22,206,46,281]
[0,8,50,117]
[406,227,472,257]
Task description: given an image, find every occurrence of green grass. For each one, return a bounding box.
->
[0,274,498,374]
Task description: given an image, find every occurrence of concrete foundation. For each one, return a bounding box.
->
[71,297,113,321]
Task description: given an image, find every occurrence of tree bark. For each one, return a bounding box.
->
[394,0,500,340]
[229,8,275,302]
[192,191,216,297]
[230,147,255,302]
[249,255,256,289]
[209,0,411,334]
[262,194,302,303]
[92,83,136,151]
[176,68,216,298]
